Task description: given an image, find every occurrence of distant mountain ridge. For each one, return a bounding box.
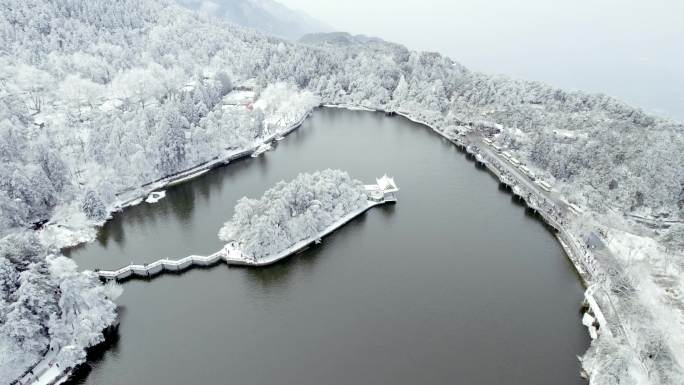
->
[299,32,390,46]
[177,0,331,40]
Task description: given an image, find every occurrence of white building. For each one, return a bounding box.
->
[366,174,399,202]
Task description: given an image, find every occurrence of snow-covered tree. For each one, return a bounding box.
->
[82,191,107,221]
[215,71,233,96]
[47,256,119,353]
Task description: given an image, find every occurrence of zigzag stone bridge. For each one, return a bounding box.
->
[97,177,399,282]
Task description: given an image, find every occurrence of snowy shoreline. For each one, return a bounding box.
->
[16,101,590,383]
[329,105,594,279]
[23,105,674,385]
[38,110,310,252]
[16,111,311,385]
[356,105,680,382]
[113,110,308,215]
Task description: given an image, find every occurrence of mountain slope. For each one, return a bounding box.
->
[177,0,331,40]
[0,2,683,385]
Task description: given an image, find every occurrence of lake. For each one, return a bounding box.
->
[66,108,588,385]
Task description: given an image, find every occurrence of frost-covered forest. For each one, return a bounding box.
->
[296,32,684,221]
[2,0,680,237]
[0,232,119,380]
[1,0,683,383]
[219,169,368,260]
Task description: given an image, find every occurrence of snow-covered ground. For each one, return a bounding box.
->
[605,229,684,357]
[38,202,100,250]
[222,90,255,106]
[11,347,65,385]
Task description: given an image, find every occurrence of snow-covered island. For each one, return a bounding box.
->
[220,169,368,260]
[220,170,398,265]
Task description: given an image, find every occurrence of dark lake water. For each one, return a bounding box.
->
[66,108,588,385]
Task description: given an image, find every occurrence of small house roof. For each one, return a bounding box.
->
[376,174,398,192]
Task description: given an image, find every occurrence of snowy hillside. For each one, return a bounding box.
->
[176,0,332,40]
[1,0,683,384]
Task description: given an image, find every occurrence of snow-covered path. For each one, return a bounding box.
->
[30,366,62,385]
[14,347,67,385]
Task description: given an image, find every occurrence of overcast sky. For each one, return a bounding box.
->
[280,0,684,121]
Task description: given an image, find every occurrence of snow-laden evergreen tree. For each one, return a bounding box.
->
[0,230,118,381]
[82,191,107,221]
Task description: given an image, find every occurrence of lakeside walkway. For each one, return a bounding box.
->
[97,180,398,281]
[113,112,309,209]
[11,347,69,385]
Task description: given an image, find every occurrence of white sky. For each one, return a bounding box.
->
[280,0,684,120]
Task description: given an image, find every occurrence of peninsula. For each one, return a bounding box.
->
[97,170,398,280]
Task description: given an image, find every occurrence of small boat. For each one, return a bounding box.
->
[314,238,322,245]
[145,190,166,204]
[251,142,272,157]
[275,135,285,141]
